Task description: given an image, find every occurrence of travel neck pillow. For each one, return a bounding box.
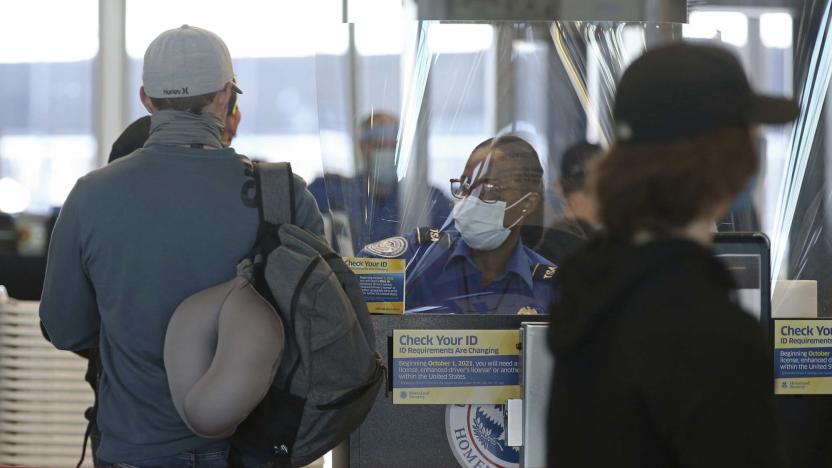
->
[164,259,284,439]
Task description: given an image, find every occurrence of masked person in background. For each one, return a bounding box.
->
[537,141,602,264]
[308,112,453,255]
[361,135,557,315]
[547,43,798,468]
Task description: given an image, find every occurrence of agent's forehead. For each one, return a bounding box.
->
[464,147,503,178]
[463,148,535,182]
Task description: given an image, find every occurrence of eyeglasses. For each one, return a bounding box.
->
[450,177,503,204]
[227,93,238,117]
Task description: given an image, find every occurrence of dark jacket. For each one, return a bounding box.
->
[537,218,596,265]
[547,236,782,468]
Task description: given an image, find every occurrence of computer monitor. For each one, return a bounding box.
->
[712,232,771,333]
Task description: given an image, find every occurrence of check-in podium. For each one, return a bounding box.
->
[348,314,551,468]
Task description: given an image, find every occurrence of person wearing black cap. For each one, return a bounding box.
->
[547,43,798,468]
[536,141,601,264]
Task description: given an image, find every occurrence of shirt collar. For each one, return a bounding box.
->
[446,238,535,290]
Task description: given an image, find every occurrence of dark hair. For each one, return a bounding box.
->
[150,91,218,114]
[360,112,398,131]
[473,135,545,247]
[560,142,602,195]
[359,112,399,143]
[594,127,758,240]
[473,135,544,196]
[109,116,151,163]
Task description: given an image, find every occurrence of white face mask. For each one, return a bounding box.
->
[452,193,531,251]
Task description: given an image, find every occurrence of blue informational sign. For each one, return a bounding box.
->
[344,257,405,314]
[775,319,832,394]
[392,329,521,404]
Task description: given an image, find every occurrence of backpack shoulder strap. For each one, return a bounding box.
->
[255,162,296,226]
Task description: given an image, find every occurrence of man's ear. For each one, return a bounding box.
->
[140,87,156,113]
[214,82,233,112]
[226,109,241,135]
[222,109,242,146]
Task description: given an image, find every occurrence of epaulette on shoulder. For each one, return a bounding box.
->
[531,264,558,281]
[415,227,454,248]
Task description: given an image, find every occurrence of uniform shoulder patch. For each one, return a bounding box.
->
[531,264,558,281]
[415,227,442,244]
[415,227,454,248]
[364,236,409,258]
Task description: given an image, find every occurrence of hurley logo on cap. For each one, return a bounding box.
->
[163,87,190,96]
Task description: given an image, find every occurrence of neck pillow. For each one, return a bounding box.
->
[164,260,284,439]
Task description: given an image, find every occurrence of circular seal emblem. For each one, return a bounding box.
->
[445,404,519,468]
[364,236,408,258]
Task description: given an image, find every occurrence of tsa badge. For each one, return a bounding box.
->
[364,236,408,258]
[446,404,519,468]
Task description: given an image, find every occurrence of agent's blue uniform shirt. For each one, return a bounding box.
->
[308,175,452,254]
[360,228,558,315]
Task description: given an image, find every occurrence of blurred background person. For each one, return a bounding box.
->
[361,135,557,315]
[547,43,798,468]
[537,141,602,264]
[108,116,150,163]
[309,112,452,255]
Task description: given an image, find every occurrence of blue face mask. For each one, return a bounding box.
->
[729,176,757,213]
[370,149,398,188]
[452,193,531,251]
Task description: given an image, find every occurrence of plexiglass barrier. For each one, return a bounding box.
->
[310,20,762,315]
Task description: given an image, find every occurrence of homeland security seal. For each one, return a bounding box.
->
[445,404,519,468]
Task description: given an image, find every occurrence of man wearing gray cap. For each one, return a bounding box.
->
[40,26,323,467]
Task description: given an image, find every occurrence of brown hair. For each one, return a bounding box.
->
[593,127,758,239]
[150,91,218,114]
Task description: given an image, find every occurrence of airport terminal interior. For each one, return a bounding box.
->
[2,0,832,467]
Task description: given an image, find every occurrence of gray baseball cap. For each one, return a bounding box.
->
[143,25,243,99]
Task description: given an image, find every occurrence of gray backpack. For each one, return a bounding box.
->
[230,162,384,467]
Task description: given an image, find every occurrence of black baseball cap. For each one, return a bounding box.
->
[614,43,799,144]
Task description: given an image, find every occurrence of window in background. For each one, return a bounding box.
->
[352,0,413,177]
[426,23,495,195]
[687,10,749,47]
[513,33,570,225]
[125,0,343,182]
[0,0,98,213]
[356,22,405,121]
[687,8,794,236]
